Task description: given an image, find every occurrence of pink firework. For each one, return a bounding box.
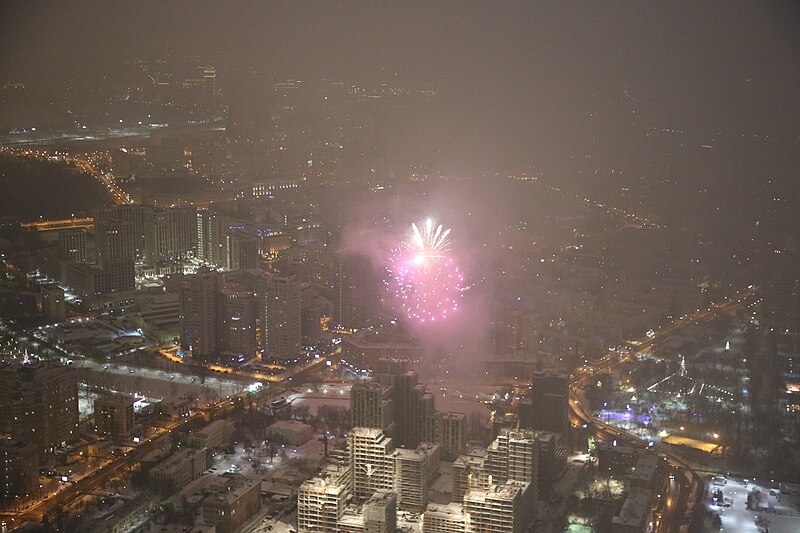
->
[387,219,464,322]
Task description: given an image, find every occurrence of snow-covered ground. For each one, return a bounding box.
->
[709,478,800,533]
[76,358,246,402]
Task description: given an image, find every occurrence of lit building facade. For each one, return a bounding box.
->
[463,480,535,533]
[298,465,351,533]
[349,428,396,502]
[392,443,439,512]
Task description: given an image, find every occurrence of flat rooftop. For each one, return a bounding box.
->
[662,434,722,453]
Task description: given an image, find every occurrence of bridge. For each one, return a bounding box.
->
[21,217,94,232]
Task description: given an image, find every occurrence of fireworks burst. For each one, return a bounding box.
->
[409,218,451,265]
[387,219,464,322]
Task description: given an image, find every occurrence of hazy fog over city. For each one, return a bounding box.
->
[0,2,798,533]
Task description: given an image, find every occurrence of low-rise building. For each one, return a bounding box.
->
[94,394,135,442]
[146,525,217,533]
[159,398,194,420]
[611,489,654,533]
[342,334,422,368]
[110,498,161,533]
[597,441,640,475]
[188,419,235,449]
[265,419,314,446]
[630,453,662,490]
[148,448,207,495]
[201,474,261,533]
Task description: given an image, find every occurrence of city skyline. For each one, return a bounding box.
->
[0,2,798,533]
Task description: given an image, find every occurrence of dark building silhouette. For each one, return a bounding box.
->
[521,372,569,435]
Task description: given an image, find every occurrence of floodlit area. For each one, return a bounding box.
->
[75,358,246,403]
[708,478,800,533]
[289,384,351,416]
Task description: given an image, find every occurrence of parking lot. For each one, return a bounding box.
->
[708,477,800,533]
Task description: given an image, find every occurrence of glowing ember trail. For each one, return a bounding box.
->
[387,218,464,322]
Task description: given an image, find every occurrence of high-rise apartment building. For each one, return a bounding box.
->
[180,266,223,359]
[226,229,261,270]
[0,439,39,501]
[65,259,135,298]
[363,490,397,533]
[391,371,436,448]
[196,208,229,268]
[454,429,539,510]
[506,433,539,503]
[351,381,394,435]
[452,448,491,502]
[298,466,398,533]
[355,366,440,449]
[298,465,351,533]
[392,443,439,512]
[536,431,567,494]
[336,252,381,329]
[422,481,535,533]
[144,206,196,264]
[221,286,257,362]
[95,259,136,295]
[487,428,539,499]
[95,205,148,258]
[263,274,301,359]
[526,371,569,434]
[0,361,79,456]
[760,254,800,335]
[95,219,136,266]
[462,480,535,533]
[59,229,87,263]
[40,283,65,323]
[349,427,396,502]
[435,411,466,461]
[301,283,323,346]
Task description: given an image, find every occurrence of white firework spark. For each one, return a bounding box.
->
[387,218,463,323]
[408,218,451,266]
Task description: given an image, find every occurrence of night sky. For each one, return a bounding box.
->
[1,1,799,178]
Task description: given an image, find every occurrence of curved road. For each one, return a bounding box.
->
[569,289,753,533]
